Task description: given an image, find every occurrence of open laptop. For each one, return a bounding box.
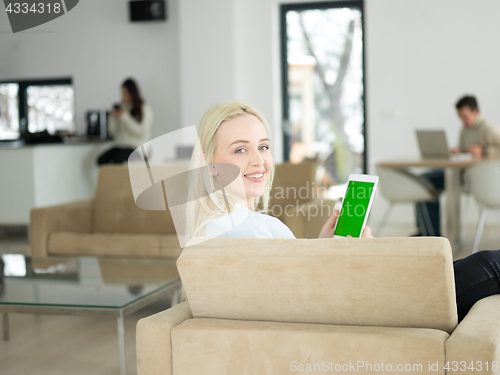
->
[415,130,472,160]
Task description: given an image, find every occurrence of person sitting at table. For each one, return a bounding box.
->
[414,95,500,237]
[97,78,154,165]
[185,100,500,323]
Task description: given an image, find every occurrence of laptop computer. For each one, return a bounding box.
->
[415,130,450,159]
[415,130,472,160]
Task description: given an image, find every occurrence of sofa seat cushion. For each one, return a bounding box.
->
[172,318,448,375]
[48,232,181,258]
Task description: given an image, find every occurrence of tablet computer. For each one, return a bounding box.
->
[333,174,379,238]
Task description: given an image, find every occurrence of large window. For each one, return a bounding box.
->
[0,77,75,141]
[280,1,365,194]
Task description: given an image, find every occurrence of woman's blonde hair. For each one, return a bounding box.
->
[185,101,275,244]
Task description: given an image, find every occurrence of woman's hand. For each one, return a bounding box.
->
[318,209,340,238]
[318,209,374,238]
[110,108,125,118]
[347,226,373,238]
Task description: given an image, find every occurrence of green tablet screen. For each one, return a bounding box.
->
[334,180,375,238]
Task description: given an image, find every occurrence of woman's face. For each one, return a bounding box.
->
[212,114,273,209]
[121,86,132,104]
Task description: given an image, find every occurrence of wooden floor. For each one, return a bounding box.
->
[1,220,499,375]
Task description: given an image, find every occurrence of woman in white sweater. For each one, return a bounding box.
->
[97,78,153,165]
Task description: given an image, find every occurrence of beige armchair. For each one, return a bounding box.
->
[137,237,500,375]
[30,165,181,258]
[269,162,336,238]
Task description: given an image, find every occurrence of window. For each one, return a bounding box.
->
[280,1,365,194]
[0,77,75,141]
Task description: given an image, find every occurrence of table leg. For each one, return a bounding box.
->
[172,285,181,306]
[445,168,462,251]
[3,313,9,341]
[117,314,126,375]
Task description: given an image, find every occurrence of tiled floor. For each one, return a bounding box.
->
[0,222,499,374]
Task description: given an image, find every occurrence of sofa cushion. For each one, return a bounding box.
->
[445,295,500,374]
[48,232,181,258]
[92,165,177,235]
[172,318,448,375]
[177,237,458,333]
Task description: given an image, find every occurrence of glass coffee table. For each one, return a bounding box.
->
[0,254,181,375]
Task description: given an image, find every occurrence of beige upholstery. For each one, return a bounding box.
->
[98,257,179,284]
[49,232,180,257]
[137,237,500,375]
[30,198,93,258]
[172,319,448,375]
[30,165,181,258]
[269,162,336,238]
[92,165,176,235]
[178,237,457,333]
[136,301,193,375]
[446,295,500,374]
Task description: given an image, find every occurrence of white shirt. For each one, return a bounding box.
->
[204,204,296,239]
[108,103,153,149]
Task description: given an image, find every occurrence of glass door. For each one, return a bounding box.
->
[281,1,365,197]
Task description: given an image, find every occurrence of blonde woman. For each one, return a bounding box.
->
[185,101,369,244]
[184,101,500,323]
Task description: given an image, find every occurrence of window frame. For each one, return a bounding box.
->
[279,1,367,173]
[0,76,73,140]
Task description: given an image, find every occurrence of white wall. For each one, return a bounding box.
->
[178,0,236,129]
[2,0,500,226]
[0,0,181,141]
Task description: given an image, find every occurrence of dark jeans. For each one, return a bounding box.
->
[97,147,134,165]
[415,170,444,236]
[454,250,500,322]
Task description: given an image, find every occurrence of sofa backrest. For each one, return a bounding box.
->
[177,236,458,334]
[268,162,317,218]
[92,165,177,235]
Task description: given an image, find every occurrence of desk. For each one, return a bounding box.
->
[378,158,482,250]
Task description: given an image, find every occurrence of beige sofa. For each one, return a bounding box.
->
[30,162,335,259]
[136,237,500,375]
[30,165,182,258]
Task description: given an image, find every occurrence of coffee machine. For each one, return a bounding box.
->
[86,110,109,139]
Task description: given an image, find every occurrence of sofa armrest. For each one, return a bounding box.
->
[446,295,500,374]
[282,198,337,238]
[30,198,93,257]
[136,301,193,375]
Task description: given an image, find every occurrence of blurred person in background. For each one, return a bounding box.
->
[415,95,500,236]
[97,78,153,165]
